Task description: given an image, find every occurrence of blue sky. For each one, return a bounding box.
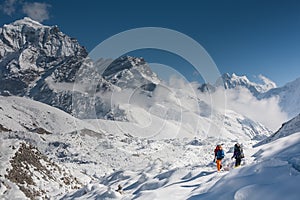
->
[1,0,300,86]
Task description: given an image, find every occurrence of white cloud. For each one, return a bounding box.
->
[1,0,17,16]
[1,1,51,22]
[22,2,51,22]
[222,87,287,131]
[196,84,288,131]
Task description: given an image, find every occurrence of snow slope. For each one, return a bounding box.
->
[0,96,98,199]
[60,105,300,199]
[254,113,300,147]
[0,141,82,199]
[0,96,95,133]
[188,132,300,200]
[0,91,298,199]
[0,95,271,199]
[62,130,300,200]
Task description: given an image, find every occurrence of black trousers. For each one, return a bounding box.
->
[235,158,241,167]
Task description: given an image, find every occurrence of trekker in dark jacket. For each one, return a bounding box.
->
[232,143,244,167]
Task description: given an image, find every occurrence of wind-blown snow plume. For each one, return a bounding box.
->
[257,74,277,90]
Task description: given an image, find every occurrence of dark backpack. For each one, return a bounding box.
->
[235,144,244,158]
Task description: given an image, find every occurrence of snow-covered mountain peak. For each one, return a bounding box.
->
[222,73,249,89]
[224,73,274,91]
[257,74,277,89]
[102,55,160,90]
[0,17,85,58]
[0,18,88,114]
[231,73,249,82]
[1,17,45,52]
[102,56,146,77]
[11,17,46,28]
[215,73,276,96]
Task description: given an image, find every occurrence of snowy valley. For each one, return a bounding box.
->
[0,18,300,200]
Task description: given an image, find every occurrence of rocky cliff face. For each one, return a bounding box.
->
[0,18,160,120]
[102,56,160,90]
[0,17,87,113]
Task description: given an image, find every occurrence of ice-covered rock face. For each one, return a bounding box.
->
[0,18,161,120]
[0,17,83,58]
[201,73,276,97]
[276,114,300,138]
[215,73,276,96]
[0,17,87,92]
[0,17,88,112]
[102,56,160,90]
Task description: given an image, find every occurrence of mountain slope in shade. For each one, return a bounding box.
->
[102,56,160,90]
[0,17,88,114]
[254,113,300,147]
[0,18,157,120]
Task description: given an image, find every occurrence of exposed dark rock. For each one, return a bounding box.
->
[5,143,81,199]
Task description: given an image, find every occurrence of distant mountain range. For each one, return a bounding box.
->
[219,73,276,95]
[201,73,300,119]
[0,17,299,121]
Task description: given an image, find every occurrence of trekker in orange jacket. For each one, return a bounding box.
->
[214,144,225,172]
